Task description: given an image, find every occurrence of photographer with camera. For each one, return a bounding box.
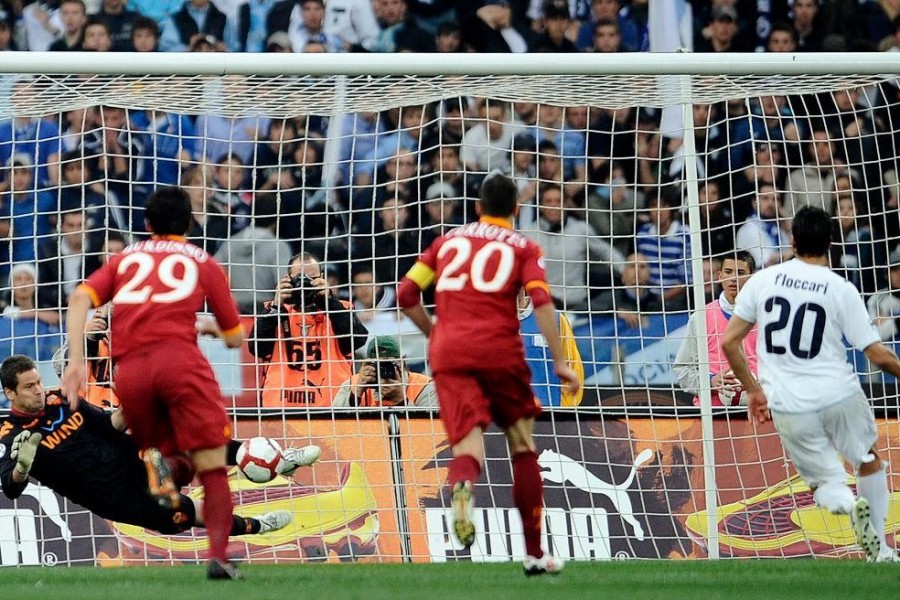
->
[250,252,368,407]
[332,336,437,408]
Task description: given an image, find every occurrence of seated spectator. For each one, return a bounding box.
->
[695,5,739,53]
[793,0,824,51]
[784,129,838,218]
[517,290,584,407]
[350,266,396,324]
[55,152,111,228]
[0,81,62,189]
[210,152,252,233]
[460,100,514,173]
[695,179,734,258]
[214,194,293,315]
[288,0,341,53]
[421,97,467,149]
[522,185,624,313]
[766,21,797,52]
[421,182,464,241]
[0,13,14,51]
[250,251,368,407]
[532,0,577,53]
[332,335,436,408]
[95,0,140,51]
[354,105,426,185]
[195,109,271,165]
[529,103,586,182]
[0,263,63,361]
[130,15,160,51]
[586,106,637,184]
[2,262,59,327]
[735,183,793,268]
[189,33,222,51]
[507,134,538,224]
[575,0,640,52]
[419,144,480,211]
[181,166,228,255]
[590,19,630,53]
[586,166,636,257]
[369,196,421,285]
[635,190,692,311]
[130,109,197,187]
[731,141,786,222]
[831,192,881,295]
[371,0,434,52]
[37,209,100,310]
[868,248,900,341]
[82,16,114,52]
[48,0,86,51]
[159,0,228,52]
[729,95,805,173]
[81,105,147,230]
[0,155,55,265]
[594,252,662,327]
[435,19,462,52]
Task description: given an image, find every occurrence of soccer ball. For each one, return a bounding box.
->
[236,437,285,483]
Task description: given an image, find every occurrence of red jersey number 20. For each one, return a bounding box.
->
[113,252,199,304]
[435,238,515,293]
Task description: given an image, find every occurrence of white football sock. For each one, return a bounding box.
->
[856,467,889,548]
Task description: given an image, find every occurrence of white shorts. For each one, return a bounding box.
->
[771,394,878,489]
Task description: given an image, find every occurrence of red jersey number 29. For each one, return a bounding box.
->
[113,252,199,304]
[435,237,514,293]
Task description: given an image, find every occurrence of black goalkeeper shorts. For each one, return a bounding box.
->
[106,491,196,535]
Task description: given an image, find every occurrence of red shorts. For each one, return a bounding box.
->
[433,362,540,445]
[113,348,232,455]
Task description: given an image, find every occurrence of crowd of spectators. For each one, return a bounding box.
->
[1,0,900,405]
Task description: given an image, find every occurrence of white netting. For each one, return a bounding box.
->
[1,55,899,566]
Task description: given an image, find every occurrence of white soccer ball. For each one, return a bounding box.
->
[236,437,286,483]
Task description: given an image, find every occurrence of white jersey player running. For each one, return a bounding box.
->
[722,205,900,563]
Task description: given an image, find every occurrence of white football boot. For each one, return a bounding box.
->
[851,497,882,562]
[523,554,565,576]
[257,510,293,534]
[279,444,322,476]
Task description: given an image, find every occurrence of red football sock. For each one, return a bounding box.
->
[198,468,233,562]
[447,454,481,489]
[512,451,544,559]
[165,454,196,488]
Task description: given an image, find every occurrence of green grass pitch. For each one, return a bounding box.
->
[0,560,895,600]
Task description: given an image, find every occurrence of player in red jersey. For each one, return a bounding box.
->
[397,174,580,576]
[61,187,246,580]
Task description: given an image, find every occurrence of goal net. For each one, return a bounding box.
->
[0,53,898,566]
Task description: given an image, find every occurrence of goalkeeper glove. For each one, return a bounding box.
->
[10,431,42,476]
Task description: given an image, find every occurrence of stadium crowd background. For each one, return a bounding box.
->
[2,0,900,407]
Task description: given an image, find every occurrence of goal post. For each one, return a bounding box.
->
[0,52,898,566]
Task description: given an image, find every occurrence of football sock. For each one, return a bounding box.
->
[199,467,234,562]
[857,468,889,547]
[512,451,544,559]
[231,515,261,536]
[165,454,196,488]
[448,454,481,489]
[226,440,241,466]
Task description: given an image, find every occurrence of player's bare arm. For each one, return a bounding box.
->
[397,271,434,337]
[62,287,95,409]
[196,316,245,349]
[722,315,769,424]
[864,342,900,379]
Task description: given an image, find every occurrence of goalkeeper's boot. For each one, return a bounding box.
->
[451,480,476,548]
[523,554,565,577]
[279,444,322,477]
[851,497,881,562]
[207,559,243,580]
[257,510,293,534]
[143,447,180,510]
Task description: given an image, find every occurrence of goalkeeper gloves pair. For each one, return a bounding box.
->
[10,430,42,476]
